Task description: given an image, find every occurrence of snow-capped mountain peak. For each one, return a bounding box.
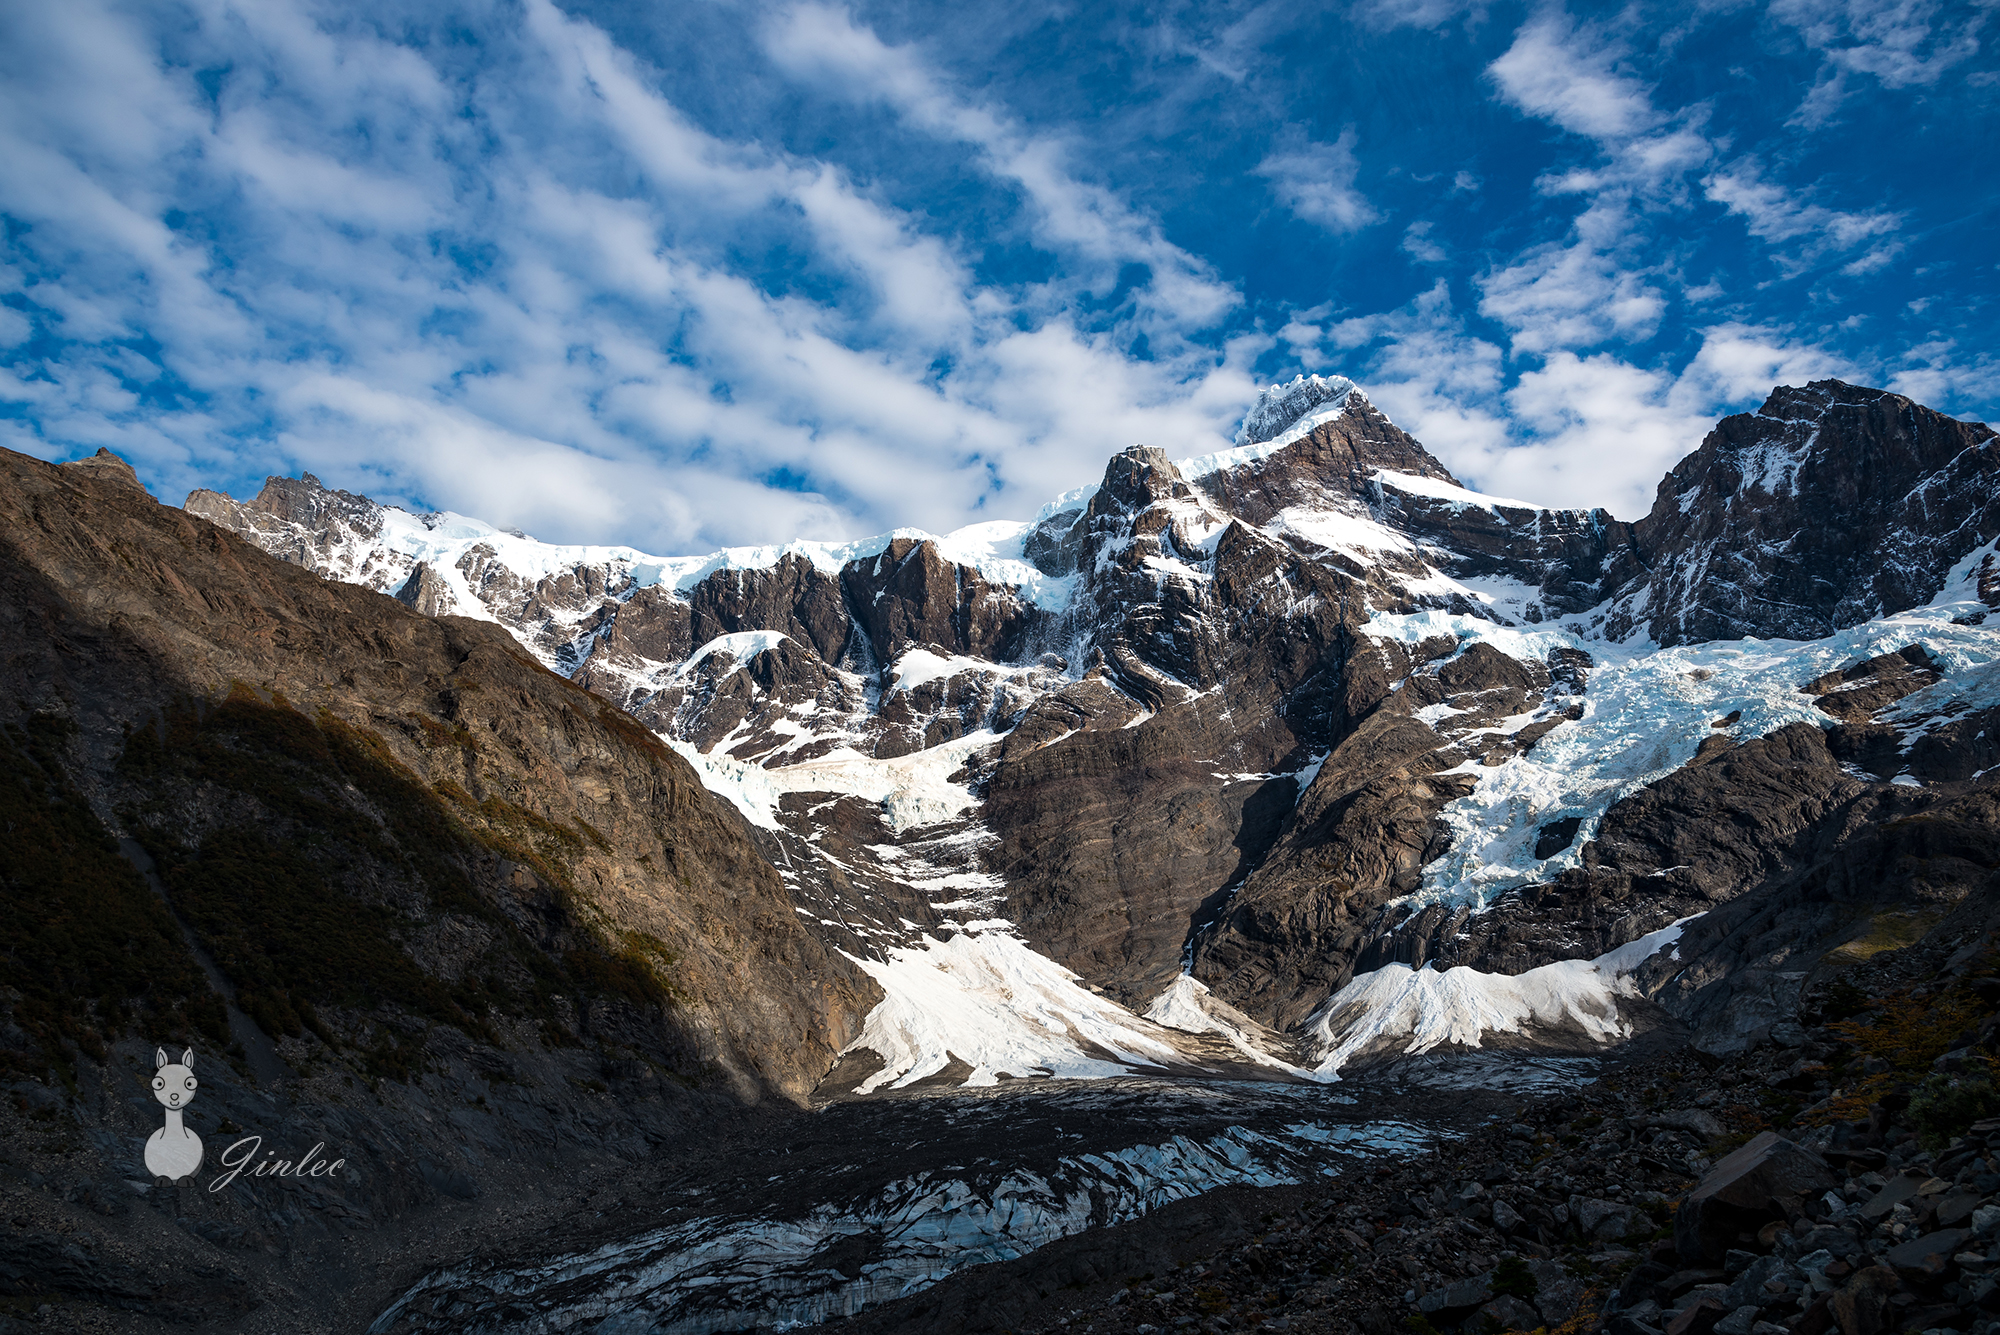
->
[1233,372,1360,447]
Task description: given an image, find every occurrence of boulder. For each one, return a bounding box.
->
[1578,1197,1639,1240]
[1675,1133,1836,1262]
[1712,1305,1762,1335]
[1491,1197,1527,1234]
[1531,1260,1587,1324]
[1827,1265,1900,1335]
[1934,1188,1982,1227]
[1665,1296,1728,1335]
[1882,1227,1971,1279]
[1479,1295,1541,1331]
[1720,1255,1787,1311]
[1418,1274,1494,1318]
[1652,1110,1728,1140]
[1856,1174,1922,1221]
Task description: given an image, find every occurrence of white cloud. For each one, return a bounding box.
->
[1488,12,1661,141]
[1680,322,1854,401]
[1254,126,1380,234]
[1476,9,1711,357]
[1771,0,1990,126]
[0,0,1266,554]
[760,2,1241,338]
[1703,158,1903,276]
[1476,201,1667,352]
[1401,222,1448,263]
[1331,282,1863,519]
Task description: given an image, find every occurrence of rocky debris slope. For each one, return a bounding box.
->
[0,445,875,1330]
[829,927,2000,1335]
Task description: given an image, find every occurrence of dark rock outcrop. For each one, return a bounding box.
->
[1604,381,2000,645]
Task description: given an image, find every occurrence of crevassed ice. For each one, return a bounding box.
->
[1366,593,2000,916]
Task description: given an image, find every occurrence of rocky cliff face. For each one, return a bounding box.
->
[173,377,2000,1083]
[1600,381,2000,645]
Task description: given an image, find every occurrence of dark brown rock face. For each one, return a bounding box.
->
[1604,381,2000,645]
[692,553,851,663]
[841,537,1038,665]
[1195,636,1586,1027]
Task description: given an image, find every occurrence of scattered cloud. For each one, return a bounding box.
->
[1254,126,1380,234]
[1771,0,1991,126]
[1401,222,1449,263]
[0,0,1988,546]
[1488,11,1662,141]
[1703,158,1903,276]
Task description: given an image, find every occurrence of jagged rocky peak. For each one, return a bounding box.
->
[1602,378,2000,645]
[1027,446,1212,577]
[190,470,384,536]
[1093,444,1199,513]
[1235,373,1359,446]
[1195,381,1459,527]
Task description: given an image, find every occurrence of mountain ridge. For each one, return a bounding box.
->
[179,376,2000,1083]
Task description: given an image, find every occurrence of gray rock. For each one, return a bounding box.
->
[1884,1228,1973,1278]
[1579,1197,1639,1240]
[1676,1133,1837,1262]
[1532,1260,1587,1325]
[1419,1274,1495,1316]
[1713,1305,1763,1335]
[1492,1197,1527,1234]
[1860,1175,1925,1221]
[1480,1295,1542,1330]
[1652,1110,1729,1140]
[1722,1256,1788,1311]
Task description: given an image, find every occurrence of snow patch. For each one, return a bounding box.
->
[1233,373,1360,446]
[1372,470,1547,513]
[1180,375,1362,479]
[664,729,999,834]
[1305,917,1695,1077]
[681,630,790,673]
[1269,503,1415,557]
[843,932,1189,1092]
[1144,975,1310,1075]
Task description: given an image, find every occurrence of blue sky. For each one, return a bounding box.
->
[1,0,1994,552]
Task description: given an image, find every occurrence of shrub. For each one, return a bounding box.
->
[1491,1256,1540,1300]
[1907,1074,2000,1149]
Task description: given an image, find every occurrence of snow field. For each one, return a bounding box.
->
[664,729,1000,835]
[841,931,1190,1092]
[1144,975,1312,1076]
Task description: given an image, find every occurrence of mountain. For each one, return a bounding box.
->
[184,377,2000,1080]
[8,374,2000,1332]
